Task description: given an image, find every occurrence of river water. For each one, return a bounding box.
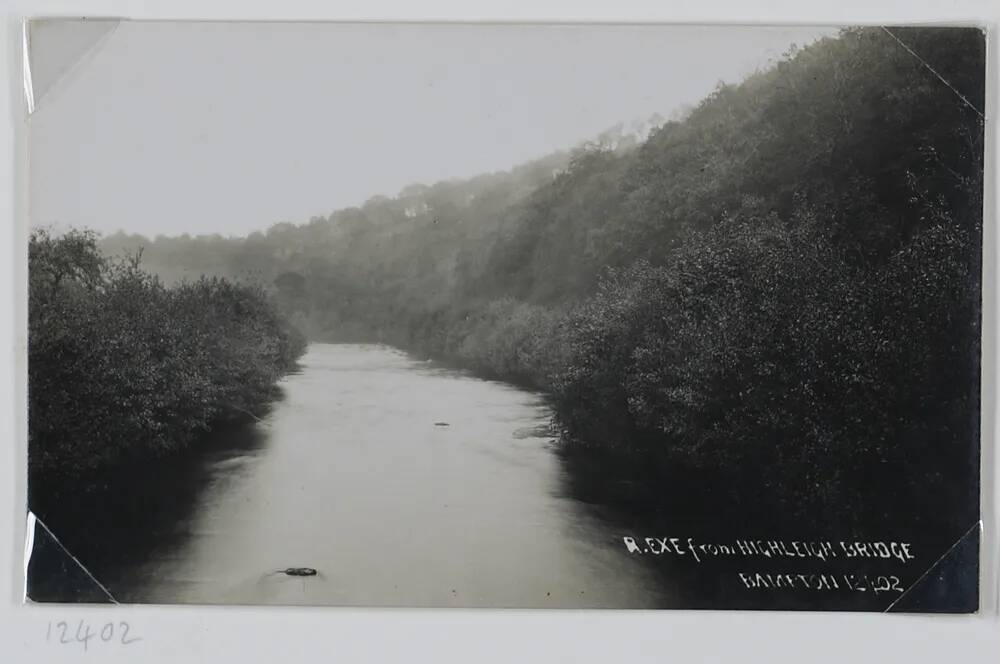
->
[110,343,669,607]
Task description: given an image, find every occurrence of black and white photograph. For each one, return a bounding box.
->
[23,20,985,612]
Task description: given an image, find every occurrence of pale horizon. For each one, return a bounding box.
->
[29,21,836,238]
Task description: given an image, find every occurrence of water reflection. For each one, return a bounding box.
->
[27,406,274,603]
[97,343,670,607]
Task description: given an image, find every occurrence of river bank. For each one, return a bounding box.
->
[31,344,674,608]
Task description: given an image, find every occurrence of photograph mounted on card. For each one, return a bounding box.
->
[23,19,985,611]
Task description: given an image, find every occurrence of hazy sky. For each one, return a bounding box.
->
[29,21,836,238]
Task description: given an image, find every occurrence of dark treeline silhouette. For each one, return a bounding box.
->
[98,27,983,541]
[28,228,306,519]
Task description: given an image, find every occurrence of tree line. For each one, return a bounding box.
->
[98,27,984,540]
[29,228,306,511]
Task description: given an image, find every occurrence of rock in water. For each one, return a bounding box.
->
[282,567,317,577]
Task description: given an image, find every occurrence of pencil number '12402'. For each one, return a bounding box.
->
[46,620,141,650]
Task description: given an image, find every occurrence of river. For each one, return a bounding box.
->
[106,343,669,607]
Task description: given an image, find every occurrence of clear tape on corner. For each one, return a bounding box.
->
[22,17,121,115]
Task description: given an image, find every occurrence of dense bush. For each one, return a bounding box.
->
[28,228,306,499]
[447,298,568,386]
[550,203,979,532]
